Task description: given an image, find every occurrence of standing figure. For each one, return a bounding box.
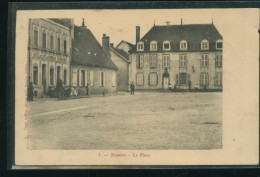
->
[130,82,135,95]
[28,81,34,101]
[86,83,89,96]
[188,80,191,91]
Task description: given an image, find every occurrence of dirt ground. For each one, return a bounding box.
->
[27,92,222,150]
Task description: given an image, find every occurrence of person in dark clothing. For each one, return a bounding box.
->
[130,82,135,95]
[188,80,191,91]
[86,83,89,96]
[28,82,34,101]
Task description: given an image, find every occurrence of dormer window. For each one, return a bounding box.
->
[137,41,144,51]
[216,39,223,50]
[180,40,187,50]
[163,40,170,51]
[201,39,209,50]
[150,41,157,51]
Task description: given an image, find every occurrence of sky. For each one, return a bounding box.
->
[71,9,231,46]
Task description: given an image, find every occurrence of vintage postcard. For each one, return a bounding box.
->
[14,8,259,166]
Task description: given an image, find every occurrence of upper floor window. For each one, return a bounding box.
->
[57,35,61,52]
[216,39,223,49]
[201,54,209,67]
[163,40,170,50]
[33,28,38,47]
[137,42,144,51]
[150,41,157,51]
[42,30,47,49]
[50,34,54,50]
[179,54,187,67]
[180,40,187,50]
[64,39,67,54]
[216,54,222,67]
[201,39,209,50]
[136,55,144,68]
[163,54,170,68]
[150,54,158,68]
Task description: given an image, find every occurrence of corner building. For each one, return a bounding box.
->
[129,23,223,90]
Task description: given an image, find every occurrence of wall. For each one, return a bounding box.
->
[129,51,223,90]
[110,50,129,91]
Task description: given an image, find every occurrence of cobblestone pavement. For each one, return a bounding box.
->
[27,92,222,150]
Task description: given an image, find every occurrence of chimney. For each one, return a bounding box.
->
[136,26,140,44]
[82,18,86,28]
[102,34,111,59]
[181,18,183,26]
[110,43,114,48]
[166,21,170,26]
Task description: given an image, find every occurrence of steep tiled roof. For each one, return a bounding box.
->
[49,18,73,28]
[110,46,130,62]
[72,26,118,70]
[132,24,223,52]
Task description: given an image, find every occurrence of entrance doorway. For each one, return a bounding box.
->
[163,77,169,89]
[42,64,46,94]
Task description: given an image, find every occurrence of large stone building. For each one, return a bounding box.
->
[129,22,223,90]
[71,21,118,95]
[110,40,134,91]
[28,18,73,97]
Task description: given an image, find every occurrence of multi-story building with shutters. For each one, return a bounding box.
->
[129,22,223,90]
[28,18,73,97]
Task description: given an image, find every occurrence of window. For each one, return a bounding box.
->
[201,39,209,50]
[180,40,187,50]
[33,66,38,85]
[136,73,144,86]
[81,70,85,86]
[137,42,144,51]
[179,54,187,67]
[136,55,144,68]
[42,31,47,49]
[33,29,38,47]
[163,54,170,68]
[100,71,105,86]
[90,71,94,86]
[149,73,158,86]
[50,68,54,85]
[179,73,187,85]
[50,35,54,50]
[201,54,209,67]
[216,54,222,67]
[163,41,170,50]
[64,39,67,54]
[150,41,157,51]
[215,72,222,86]
[63,69,67,85]
[216,39,223,49]
[112,72,116,87]
[57,66,61,81]
[200,73,209,86]
[57,36,61,52]
[150,54,157,68]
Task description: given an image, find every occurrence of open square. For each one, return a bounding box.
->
[28,92,222,150]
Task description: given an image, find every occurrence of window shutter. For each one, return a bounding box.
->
[157,74,158,85]
[148,73,150,85]
[187,74,190,84]
[140,56,143,68]
[79,70,81,86]
[99,71,102,86]
[85,70,88,86]
[103,72,105,86]
[176,74,179,85]
[136,56,139,68]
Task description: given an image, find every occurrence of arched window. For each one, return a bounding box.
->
[216,39,223,49]
[180,40,187,50]
[201,39,209,50]
[137,41,144,51]
[150,41,157,51]
[163,40,171,50]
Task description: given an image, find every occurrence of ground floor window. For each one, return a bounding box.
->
[100,71,105,87]
[112,72,116,87]
[179,73,187,85]
[50,68,54,85]
[200,72,209,86]
[33,66,38,85]
[90,71,94,86]
[215,72,222,86]
[149,73,158,86]
[63,69,67,85]
[57,66,61,82]
[136,73,144,86]
[81,70,85,86]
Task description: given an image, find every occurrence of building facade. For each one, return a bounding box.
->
[28,18,73,97]
[71,22,118,95]
[110,40,134,91]
[129,23,223,90]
